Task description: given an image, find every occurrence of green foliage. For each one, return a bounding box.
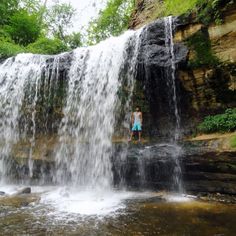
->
[20,0,42,14]
[152,0,233,25]
[0,39,24,59]
[88,0,135,45]
[0,0,81,59]
[198,108,236,133]
[195,0,233,25]
[66,32,83,49]
[0,29,12,41]
[230,135,236,149]
[161,0,200,17]
[45,1,76,42]
[187,28,219,68]
[0,0,19,25]
[5,10,41,46]
[26,37,68,55]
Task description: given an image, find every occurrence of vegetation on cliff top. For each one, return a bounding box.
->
[88,0,135,45]
[2,0,232,58]
[150,0,233,24]
[0,0,135,57]
[0,0,82,59]
[87,0,234,45]
[230,135,236,149]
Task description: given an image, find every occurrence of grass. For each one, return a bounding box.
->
[149,0,232,25]
[162,0,200,16]
[0,40,24,59]
[151,0,203,19]
[230,135,236,149]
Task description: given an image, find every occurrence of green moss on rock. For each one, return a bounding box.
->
[186,27,219,68]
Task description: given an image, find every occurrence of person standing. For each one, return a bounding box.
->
[129,106,142,142]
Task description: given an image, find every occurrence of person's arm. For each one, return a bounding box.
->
[131,112,134,125]
[140,112,143,126]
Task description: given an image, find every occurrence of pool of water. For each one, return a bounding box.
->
[1,186,236,235]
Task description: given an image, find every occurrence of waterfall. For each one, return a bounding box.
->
[0,30,142,187]
[0,54,46,183]
[0,17,187,194]
[164,16,181,141]
[164,16,183,192]
[54,30,142,189]
[0,53,67,183]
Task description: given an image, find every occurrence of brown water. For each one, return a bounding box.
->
[1,193,236,236]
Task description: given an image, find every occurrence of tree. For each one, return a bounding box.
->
[45,1,76,42]
[66,32,83,49]
[20,0,42,14]
[27,37,68,54]
[0,0,84,58]
[5,10,41,46]
[88,0,135,45]
[0,0,19,25]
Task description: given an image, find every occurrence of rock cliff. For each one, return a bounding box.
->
[130,0,236,130]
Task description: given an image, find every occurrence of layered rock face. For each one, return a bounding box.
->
[8,139,236,195]
[182,151,236,195]
[1,2,236,196]
[112,143,236,195]
[176,5,236,114]
[130,1,236,124]
[129,0,162,29]
[134,18,188,136]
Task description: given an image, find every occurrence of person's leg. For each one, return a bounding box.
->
[128,131,134,141]
[129,123,136,141]
[138,131,141,142]
[137,123,142,142]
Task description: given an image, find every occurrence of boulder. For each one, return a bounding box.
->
[16,187,31,195]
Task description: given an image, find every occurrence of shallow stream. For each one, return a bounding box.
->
[1,186,236,235]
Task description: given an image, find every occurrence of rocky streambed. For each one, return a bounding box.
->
[1,136,236,235]
[1,185,236,236]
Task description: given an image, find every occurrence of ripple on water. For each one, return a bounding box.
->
[1,186,236,235]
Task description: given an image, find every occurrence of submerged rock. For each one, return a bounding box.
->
[0,194,40,208]
[0,191,5,196]
[16,187,31,195]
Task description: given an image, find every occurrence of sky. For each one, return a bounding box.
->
[47,0,107,33]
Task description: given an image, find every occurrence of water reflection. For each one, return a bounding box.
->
[1,187,236,235]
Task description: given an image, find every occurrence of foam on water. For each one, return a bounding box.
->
[40,188,133,216]
[0,184,160,216]
[166,194,193,202]
[0,184,20,195]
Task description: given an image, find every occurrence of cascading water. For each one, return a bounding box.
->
[0,29,144,216]
[0,29,142,189]
[0,16,189,216]
[164,16,181,141]
[0,55,46,183]
[0,53,67,184]
[164,16,183,193]
[54,30,142,189]
[0,14,196,224]
[127,17,186,193]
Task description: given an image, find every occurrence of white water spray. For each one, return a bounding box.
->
[164,16,183,193]
[164,16,181,141]
[0,54,46,183]
[54,30,142,189]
